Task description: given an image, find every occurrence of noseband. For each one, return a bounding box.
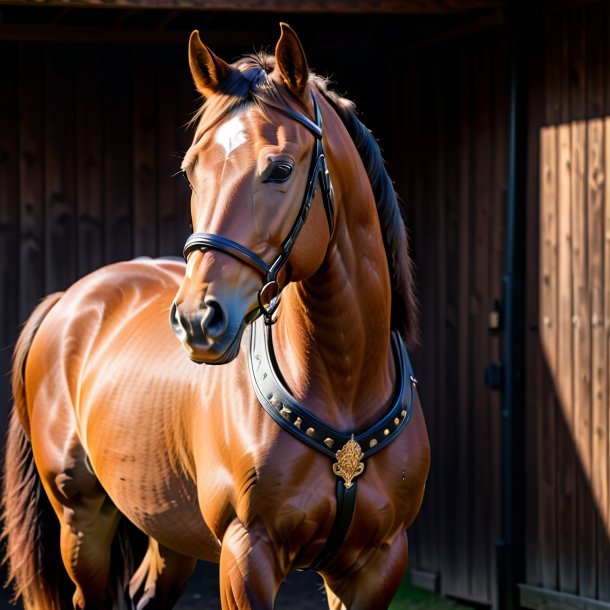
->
[183,91,335,325]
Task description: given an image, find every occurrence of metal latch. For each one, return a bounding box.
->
[488,299,503,333]
[485,362,504,391]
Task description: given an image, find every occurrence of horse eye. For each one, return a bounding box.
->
[265,163,293,183]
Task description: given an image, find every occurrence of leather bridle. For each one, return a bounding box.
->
[183,91,335,325]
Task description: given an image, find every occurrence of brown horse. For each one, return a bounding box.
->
[2,24,429,610]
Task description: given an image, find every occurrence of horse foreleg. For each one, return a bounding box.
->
[322,530,408,610]
[219,519,284,610]
[128,538,196,609]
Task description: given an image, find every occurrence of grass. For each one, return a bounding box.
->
[389,573,474,610]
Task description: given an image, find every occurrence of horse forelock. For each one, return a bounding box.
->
[188,52,418,345]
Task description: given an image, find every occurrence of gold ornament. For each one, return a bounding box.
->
[332,435,365,489]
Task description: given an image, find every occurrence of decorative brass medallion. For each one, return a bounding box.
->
[332,435,365,489]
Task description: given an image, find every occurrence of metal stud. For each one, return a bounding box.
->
[394,417,400,426]
[369,439,378,448]
[294,417,302,429]
[306,427,315,436]
[280,406,292,419]
[410,375,418,386]
[324,438,335,448]
[384,429,390,436]
[401,410,407,417]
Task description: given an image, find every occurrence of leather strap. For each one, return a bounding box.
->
[308,480,358,571]
[248,316,416,460]
[183,233,270,276]
[265,99,323,140]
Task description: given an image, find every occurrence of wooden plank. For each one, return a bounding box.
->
[584,3,607,605]
[44,43,77,293]
[157,49,178,257]
[524,17,543,588]
[0,42,20,420]
[573,116,595,600]
[438,37,463,601]
[600,3,610,601]
[419,44,439,573]
[103,45,133,263]
[540,12,560,377]
[532,11,561,593]
[18,42,46,319]
[568,6,595,599]
[470,38,492,604]
[418,43,442,574]
[601,111,610,602]
[538,126,559,591]
[445,38,473,602]
[0,0,509,13]
[175,56,197,246]
[489,35,507,604]
[557,117,576,594]
[132,46,158,256]
[75,44,104,277]
[427,40,445,578]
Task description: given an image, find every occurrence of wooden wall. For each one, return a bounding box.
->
[0,16,511,609]
[3,6,610,609]
[0,41,195,423]
[395,27,508,606]
[524,2,610,605]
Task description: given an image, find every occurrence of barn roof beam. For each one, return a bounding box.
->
[0,23,265,44]
[0,0,505,13]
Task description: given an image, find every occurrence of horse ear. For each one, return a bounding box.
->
[188,30,231,96]
[275,23,309,99]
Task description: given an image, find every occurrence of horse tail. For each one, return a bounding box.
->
[2,292,72,610]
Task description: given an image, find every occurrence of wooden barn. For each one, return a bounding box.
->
[0,1,608,609]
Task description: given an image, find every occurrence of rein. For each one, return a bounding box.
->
[183,91,334,325]
[182,90,417,571]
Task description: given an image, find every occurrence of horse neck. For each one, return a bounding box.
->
[272,111,395,430]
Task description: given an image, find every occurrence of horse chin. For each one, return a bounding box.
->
[182,319,247,365]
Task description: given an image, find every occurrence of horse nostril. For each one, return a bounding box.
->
[170,301,186,335]
[201,299,227,339]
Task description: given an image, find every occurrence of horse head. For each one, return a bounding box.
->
[171,24,334,364]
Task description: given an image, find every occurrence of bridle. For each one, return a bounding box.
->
[183,91,335,325]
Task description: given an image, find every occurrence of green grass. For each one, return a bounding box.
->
[390,574,473,610]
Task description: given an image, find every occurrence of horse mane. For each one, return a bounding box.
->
[189,52,418,345]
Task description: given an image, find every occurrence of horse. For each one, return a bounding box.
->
[2,24,429,610]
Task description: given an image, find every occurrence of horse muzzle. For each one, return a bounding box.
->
[170,299,245,364]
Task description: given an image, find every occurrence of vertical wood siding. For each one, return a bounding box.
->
[397,28,507,606]
[0,41,194,424]
[529,1,610,603]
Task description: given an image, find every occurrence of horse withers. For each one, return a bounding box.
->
[2,24,429,610]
